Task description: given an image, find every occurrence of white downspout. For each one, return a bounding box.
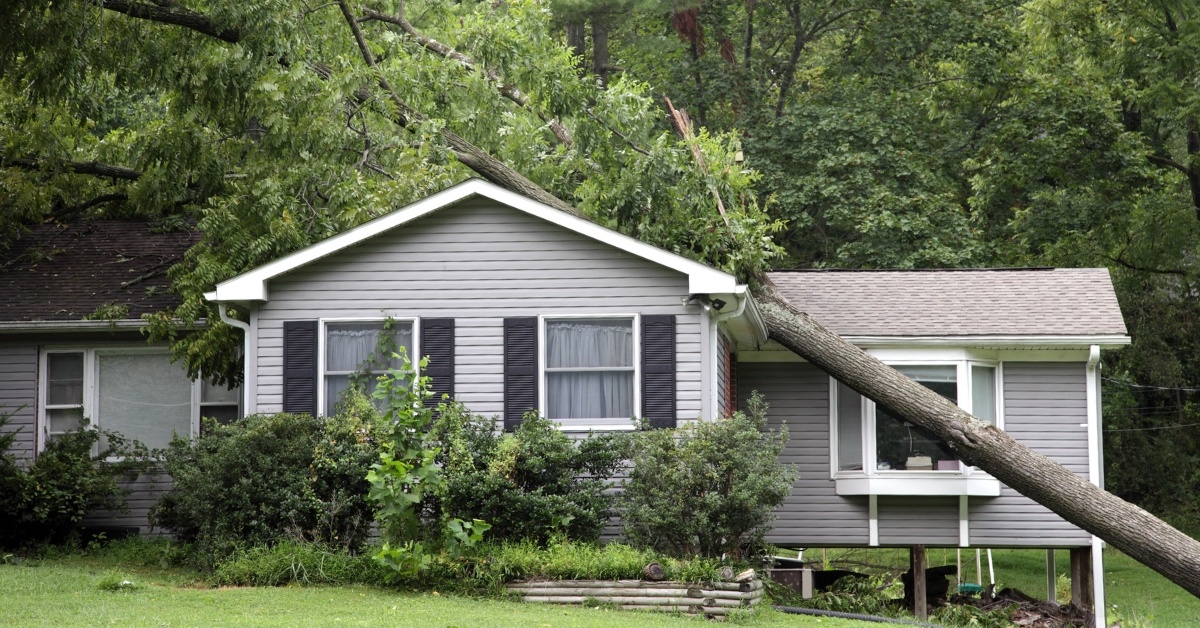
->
[710,286,750,419]
[217,304,251,413]
[1086,345,1106,628]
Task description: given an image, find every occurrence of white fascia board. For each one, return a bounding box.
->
[210,178,737,302]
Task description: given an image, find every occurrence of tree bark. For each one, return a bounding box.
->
[592,17,610,87]
[753,278,1200,598]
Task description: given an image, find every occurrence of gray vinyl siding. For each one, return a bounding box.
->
[0,343,38,462]
[969,363,1091,546]
[82,472,171,533]
[877,497,958,546]
[739,362,870,546]
[254,199,706,429]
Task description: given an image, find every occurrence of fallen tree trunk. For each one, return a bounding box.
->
[753,279,1200,598]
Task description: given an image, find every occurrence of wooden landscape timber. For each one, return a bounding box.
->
[506,574,765,618]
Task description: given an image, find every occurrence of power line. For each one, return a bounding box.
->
[1103,377,1200,393]
[1104,422,1200,433]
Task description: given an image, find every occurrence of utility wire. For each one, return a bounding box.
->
[1104,422,1200,433]
[1103,377,1200,393]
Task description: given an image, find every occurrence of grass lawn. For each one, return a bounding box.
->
[0,556,877,628]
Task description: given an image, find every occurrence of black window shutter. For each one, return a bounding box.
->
[504,317,538,431]
[642,314,676,429]
[421,318,455,409]
[283,320,318,416]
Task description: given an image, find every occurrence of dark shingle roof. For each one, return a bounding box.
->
[767,268,1128,337]
[0,220,199,322]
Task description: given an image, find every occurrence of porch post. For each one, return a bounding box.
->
[910,544,927,620]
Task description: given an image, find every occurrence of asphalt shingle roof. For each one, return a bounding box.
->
[0,220,199,322]
[767,268,1128,337]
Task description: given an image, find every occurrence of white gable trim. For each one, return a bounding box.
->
[209,179,737,302]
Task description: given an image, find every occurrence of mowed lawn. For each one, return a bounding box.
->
[0,557,876,628]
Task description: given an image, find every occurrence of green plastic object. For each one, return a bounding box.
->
[957,583,984,595]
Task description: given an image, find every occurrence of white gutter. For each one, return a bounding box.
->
[215,301,251,413]
[1085,344,1106,628]
[712,285,749,323]
[0,319,148,333]
[0,319,207,333]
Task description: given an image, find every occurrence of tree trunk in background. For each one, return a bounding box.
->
[592,17,610,87]
[566,20,587,73]
[753,279,1200,598]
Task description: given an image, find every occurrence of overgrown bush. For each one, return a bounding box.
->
[480,539,731,585]
[430,404,629,544]
[0,412,154,549]
[213,541,391,587]
[620,392,796,559]
[150,393,379,567]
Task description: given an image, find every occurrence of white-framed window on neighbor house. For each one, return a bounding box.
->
[38,347,225,453]
[320,319,416,416]
[831,359,1002,496]
[540,315,639,429]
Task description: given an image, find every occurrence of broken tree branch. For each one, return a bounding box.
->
[664,96,729,227]
[335,0,580,215]
[359,7,573,147]
[98,0,241,43]
[4,156,142,181]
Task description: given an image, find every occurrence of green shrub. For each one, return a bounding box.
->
[431,403,628,544]
[477,540,733,587]
[0,412,154,549]
[150,394,380,567]
[96,571,140,592]
[620,392,796,559]
[213,541,391,587]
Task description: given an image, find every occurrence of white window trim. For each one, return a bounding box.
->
[538,313,641,432]
[317,317,419,417]
[38,345,210,457]
[829,356,1003,497]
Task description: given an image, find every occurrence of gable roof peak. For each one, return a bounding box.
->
[209,179,738,303]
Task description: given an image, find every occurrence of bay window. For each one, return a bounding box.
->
[832,360,1002,496]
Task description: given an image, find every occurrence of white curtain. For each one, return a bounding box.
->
[97,353,193,450]
[546,319,633,419]
[325,322,412,414]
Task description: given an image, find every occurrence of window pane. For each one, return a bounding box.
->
[326,372,404,415]
[47,353,84,405]
[837,382,863,471]
[972,366,997,424]
[326,322,412,372]
[48,407,84,434]
[546,319,633,368]
[97,353,193,450]
[876,369,957,471]
[894,364,957,384]
[200,405,240,427]
[201,379,240,404]
[547,372,634,419]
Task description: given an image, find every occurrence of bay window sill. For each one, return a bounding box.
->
[834,474,1001,497]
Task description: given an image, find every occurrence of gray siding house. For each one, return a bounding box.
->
[2,180,1128,618]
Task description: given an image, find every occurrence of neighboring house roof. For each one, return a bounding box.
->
[0,219,198,325]
[768,268,1129,343]
[208,178,740,302]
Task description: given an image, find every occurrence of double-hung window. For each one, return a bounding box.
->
[321,320,414,416]
[832,360,1001,496]
[542,316,637,427]
[39,348,229,452]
